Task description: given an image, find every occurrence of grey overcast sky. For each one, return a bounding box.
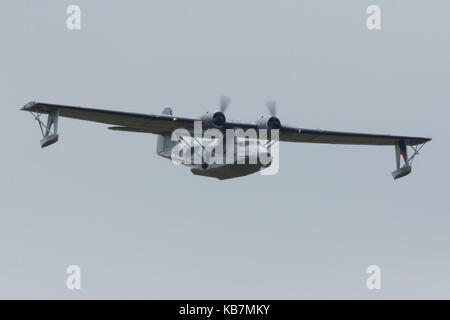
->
[0,0,449,299]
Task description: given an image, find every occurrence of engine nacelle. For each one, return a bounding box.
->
[201,111,226,128]
[256,116,281,130]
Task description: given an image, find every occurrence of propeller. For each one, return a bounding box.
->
[256,100,281,129]
[266,100,277,117]
[220,95,231,113]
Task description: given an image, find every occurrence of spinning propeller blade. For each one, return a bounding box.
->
[220,95,231,113]
[266,100,277,117]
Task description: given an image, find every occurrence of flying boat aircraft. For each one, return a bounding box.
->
[21,97,430,180]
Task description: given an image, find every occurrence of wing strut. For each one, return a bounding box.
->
[25,102,60,148]
[392,140,426,180]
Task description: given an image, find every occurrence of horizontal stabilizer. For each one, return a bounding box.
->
[108,126,152,133]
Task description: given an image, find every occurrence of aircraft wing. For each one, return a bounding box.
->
[22,102,198,135]
[278,126,430,146]
[222,122,430,146]
[22,102,431,146]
